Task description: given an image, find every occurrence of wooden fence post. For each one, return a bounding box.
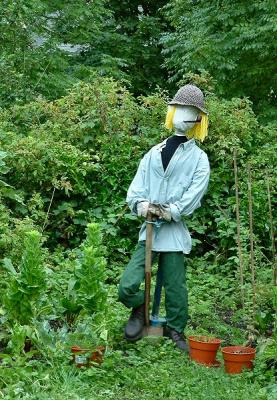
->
[247,163,256,316]
[233,148,244,306]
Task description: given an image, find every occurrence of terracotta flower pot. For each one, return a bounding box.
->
[71,345,106,368]
[222,346,256,374]
[189,335,222,367]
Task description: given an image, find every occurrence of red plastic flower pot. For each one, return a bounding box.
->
[189,336,222,367]
[222,346,256,374]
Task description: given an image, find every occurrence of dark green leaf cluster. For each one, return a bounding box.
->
[0,0,169,106]
[162,0,277,109]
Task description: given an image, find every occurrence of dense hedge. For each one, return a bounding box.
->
[0,77,275,275]
[0,74,276,397]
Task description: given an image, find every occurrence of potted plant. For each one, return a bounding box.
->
[71,342,92,368]
[221,346,256,374]
[188,335,222,367]
[71,344,105,368]
[68,329,106,368]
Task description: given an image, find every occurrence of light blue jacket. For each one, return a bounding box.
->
[126,138,210,254]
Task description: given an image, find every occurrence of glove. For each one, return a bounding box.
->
[159,204,171,222]
[148,204,172,222]
[137,201,149,218]
[148,203,161,217]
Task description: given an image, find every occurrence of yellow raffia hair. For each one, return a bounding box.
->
[165,106,209,142]
[165,105,176,130]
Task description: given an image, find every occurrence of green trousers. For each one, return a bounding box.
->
[118,241,188,333]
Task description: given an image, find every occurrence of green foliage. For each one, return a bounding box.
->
[0,76,275,282]
[0,0,170,105]
[2,230,46,325]
[0,0,69,105]
[101,0,169,95]
[0,77,166,252]
[0,217,38,266]
[0,4,275,397]
[66,316,107,350]
[0,150,23,204]
[75,223,107,316]
[0,341,268,400]
[253,287,277,385]
[61,222,108,331]
[162,0,276,109]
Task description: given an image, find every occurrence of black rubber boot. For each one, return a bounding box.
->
[164,326,189,353]
[124,304,145,342]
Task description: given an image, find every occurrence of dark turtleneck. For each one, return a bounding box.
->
[161,135,188,171]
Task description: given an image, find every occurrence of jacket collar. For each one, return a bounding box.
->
[156,137,195,152]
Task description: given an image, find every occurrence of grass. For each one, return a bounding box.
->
[1,265,275,399]
[1,338,270,400]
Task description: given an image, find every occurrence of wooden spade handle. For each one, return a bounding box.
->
[145,212,153,326]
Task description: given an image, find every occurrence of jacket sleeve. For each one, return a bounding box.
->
[126,153,149,214]
[169,151,210,222]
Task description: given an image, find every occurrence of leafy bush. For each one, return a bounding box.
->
[2,230,45,325]
[75,223,107,316]
[162,0,276,109]
[0,76,275,282]
[62,223,108,325]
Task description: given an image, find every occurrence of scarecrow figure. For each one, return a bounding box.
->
[118,85,210,351]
